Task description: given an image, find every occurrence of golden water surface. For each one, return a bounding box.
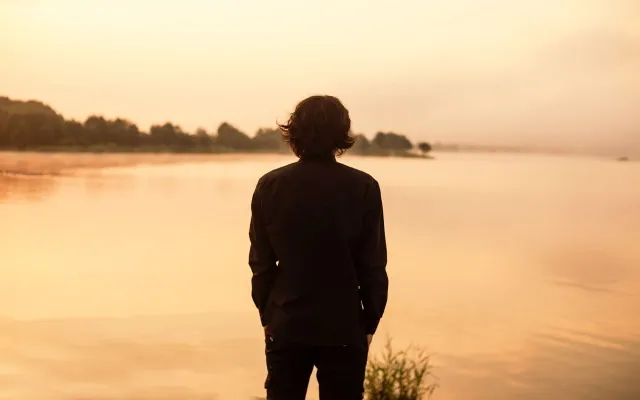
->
[1,153,639,399]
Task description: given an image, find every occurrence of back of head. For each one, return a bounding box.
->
[279,95,354,159]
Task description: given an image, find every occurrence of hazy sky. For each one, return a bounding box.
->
[1,0,639,150]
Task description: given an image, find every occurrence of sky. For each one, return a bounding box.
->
[1,0,639,151]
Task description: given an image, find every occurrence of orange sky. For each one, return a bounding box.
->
[1,0,639,151]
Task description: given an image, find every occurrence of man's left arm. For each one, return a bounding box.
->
[248,179,278,328]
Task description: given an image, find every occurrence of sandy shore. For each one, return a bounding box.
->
[0,151,291,176]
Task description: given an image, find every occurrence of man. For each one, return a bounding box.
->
[248,95,388,399]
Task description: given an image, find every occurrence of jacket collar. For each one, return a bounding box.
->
[298,154,337,163]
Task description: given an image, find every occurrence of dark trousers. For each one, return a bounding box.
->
[264,335,369,400]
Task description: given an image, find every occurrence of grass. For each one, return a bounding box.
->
[365,338,439,400]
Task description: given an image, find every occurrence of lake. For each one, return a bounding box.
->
[1,153,639,399]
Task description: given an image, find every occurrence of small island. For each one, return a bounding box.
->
[0,96,433,159]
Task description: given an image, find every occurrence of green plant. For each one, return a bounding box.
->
[365,338,438,400]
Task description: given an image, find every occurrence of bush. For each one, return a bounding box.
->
[365,338,438,400]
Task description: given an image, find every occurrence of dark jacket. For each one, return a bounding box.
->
[248,156,388,346]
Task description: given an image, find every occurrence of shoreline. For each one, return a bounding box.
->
[0,151,435,177]
[1,149,628,177]
[0,151,295,177]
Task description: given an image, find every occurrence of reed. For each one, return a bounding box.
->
[365,338,438,400]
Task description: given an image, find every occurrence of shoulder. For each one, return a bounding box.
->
[335,162,379,187]
[255,162,298,188]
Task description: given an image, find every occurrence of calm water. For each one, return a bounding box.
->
[1,153,639,400]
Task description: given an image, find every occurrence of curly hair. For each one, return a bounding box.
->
[278,95,355,159]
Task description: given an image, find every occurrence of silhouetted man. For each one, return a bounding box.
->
[248,95,388,399]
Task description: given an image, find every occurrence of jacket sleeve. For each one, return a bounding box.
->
[357,180,389,334]
[248,179,278,327]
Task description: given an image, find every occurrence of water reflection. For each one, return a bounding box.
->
[80,173,136,198]
[0,175,58,203]
[2,154,639,399]
[0,316,261,399]
[2,318,638,400]
[441,328,640,400]
[0,173,138,203]
[539,246,640,296]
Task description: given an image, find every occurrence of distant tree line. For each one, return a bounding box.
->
[0,97,432,156]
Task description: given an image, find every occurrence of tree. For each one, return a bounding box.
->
[351,134,371,154]
[110,118,142,147]
[84,115,108,142]
[216,122,253,150]
[149,123,181,145]
[6,116,30,149]
[0,95,431,158]
[252,127,285,151]
[0,110,10,146]
[61,120,87,146]
[0,97,58,117]
[195,128,214,147]
[5,113,64,149]
[417,142,432,156]
[372,132,413,152]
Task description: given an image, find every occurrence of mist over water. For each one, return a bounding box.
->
[1,153,639,399]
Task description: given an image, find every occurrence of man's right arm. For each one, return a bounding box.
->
[357,179,389,335]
